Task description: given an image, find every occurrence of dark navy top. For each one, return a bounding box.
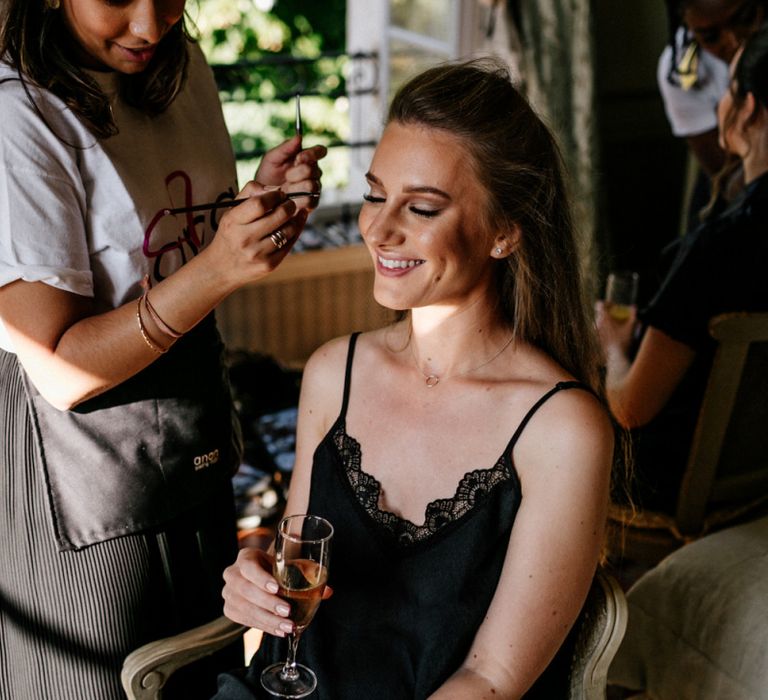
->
[215,333,592,699]
[630,172,768,512]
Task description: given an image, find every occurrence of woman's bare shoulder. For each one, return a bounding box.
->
[302,327,394,397]
[513,379,614,486]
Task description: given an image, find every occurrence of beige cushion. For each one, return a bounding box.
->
[609,516,768,700]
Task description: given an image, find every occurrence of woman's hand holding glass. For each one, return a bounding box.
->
[222,546,297,638]
[596,270,640,360]
[260,514,332,697]
[222,515,333,698]
[604,270,639,321]
[595,298,638,360]
[221,531,334,639]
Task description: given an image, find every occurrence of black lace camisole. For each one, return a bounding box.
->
[224,333,593,699]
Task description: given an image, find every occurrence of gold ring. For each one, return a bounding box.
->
[269,229,287,249]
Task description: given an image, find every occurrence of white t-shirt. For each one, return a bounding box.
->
[0,44,237,352]
[657,28,730,138]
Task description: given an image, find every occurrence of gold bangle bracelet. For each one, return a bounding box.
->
[143,292,183,339]
[136,297,167,354]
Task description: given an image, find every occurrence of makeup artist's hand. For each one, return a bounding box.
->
[255,135,327,210]
[206,185,307,289]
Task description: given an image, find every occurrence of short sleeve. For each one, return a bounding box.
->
[640,232,713,350]
[657,43,730,138]
[0,75,93,297]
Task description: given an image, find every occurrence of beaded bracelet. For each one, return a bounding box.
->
[143,292,183,339]
[136,297,167,354]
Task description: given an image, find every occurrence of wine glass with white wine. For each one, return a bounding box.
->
[605,270,639,321]
[261,514,333,698]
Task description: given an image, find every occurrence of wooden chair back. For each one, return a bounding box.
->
[609,312,768,564]
[674,312,768,533]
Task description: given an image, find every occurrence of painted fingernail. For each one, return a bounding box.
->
[276,604,290,616]
[266,581,279,594]
[279,622,294,633]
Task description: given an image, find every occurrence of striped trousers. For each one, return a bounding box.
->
[0,350,240,699]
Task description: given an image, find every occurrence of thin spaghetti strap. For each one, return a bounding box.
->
[339,332,361,419]
[504,380,595,454]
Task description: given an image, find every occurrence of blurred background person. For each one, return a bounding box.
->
[599,22,768,513]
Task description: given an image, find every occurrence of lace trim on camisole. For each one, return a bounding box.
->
[333,424,513,545]
[332,333,593,546]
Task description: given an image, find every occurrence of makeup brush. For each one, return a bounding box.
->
[161,191,319,217]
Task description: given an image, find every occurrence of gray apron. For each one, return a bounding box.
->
[20,313,240,551]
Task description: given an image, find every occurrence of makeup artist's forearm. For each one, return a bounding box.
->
[15,254,239,410]
[128,247,238,341]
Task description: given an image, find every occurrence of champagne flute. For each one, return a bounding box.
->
[605,270,639,321]
[261,514,333,698]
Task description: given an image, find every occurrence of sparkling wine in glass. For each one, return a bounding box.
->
[261,514,333,699]
[605,270,639,321]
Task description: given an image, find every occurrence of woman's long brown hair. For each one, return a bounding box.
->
[388,59,633,515]
[388,57,602,393]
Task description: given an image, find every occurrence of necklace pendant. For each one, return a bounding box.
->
[425,375,440,388]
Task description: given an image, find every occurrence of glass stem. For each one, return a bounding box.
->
[280,630,303,681]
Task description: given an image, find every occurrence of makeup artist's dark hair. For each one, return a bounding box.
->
[0,0,193,138]
[387,57,601,393]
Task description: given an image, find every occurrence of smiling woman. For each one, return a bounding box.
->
[0,0,325,698]
[215,58,618,700]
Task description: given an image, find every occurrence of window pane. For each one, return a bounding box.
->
[389,38,445,100]
[390,0,454,43]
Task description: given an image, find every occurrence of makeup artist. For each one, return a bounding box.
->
[216,58,615,699]
[0,1,324,698]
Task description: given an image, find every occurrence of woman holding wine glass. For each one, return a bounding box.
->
[217,58,616,699]
[596,23,768,514]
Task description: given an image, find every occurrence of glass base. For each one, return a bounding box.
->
[260,662,317,698]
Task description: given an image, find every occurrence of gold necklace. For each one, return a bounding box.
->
[410,333,515,388]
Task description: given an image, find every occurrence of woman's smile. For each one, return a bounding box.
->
[377,255,426,273]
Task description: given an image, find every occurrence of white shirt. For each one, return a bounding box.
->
[0,44,237,352]
[657,28,730,138]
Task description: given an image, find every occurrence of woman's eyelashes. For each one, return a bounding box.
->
[362,193,442,219]
[409,206,440,218]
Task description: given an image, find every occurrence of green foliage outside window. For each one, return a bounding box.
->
[190,0,350,192]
